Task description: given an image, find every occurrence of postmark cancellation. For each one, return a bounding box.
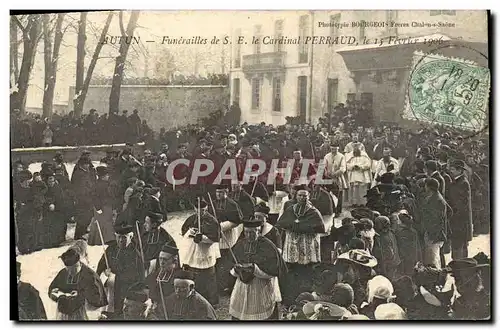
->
[404,51,490,132]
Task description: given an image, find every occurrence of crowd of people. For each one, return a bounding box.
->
[14,100,490,320]
[10,109,153,148]
[10,100,237,149]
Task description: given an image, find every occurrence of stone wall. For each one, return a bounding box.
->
[68,85,229,131]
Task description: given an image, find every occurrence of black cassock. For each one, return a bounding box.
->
[96,242,145,314]
[145,267,180,320]
[141,227,176,269]
[18,281,47,320]
[44,183,68,248]
[229,189,256,221]
[48,264,107,320]
[164,291,217,320]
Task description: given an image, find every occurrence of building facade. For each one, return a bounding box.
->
[229,10,488,126]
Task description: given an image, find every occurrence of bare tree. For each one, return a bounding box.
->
[11,15,42,113]
[10,17,20,85]
[42,13,66,119]
[73,12,87,116]
[153,48,177,81]
[109,11,140,114]
[73,12,114,116]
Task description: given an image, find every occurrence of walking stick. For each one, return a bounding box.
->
[207,192,239,264]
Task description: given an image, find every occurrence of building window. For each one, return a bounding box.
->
[234,28,241,68]
[430,10,456,16]
[272,77,282,112]
[386,10,398,35]
[298,15,309,63]
[251,78,261,109]
[232,78,240,104]
[274,20,284,52]
[329,14,341,46]
[327,78,338,114]
[297,76,308,121]
[254,25,262,54]
[359,20,366,40]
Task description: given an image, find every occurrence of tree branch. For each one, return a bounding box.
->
[12,16,26,33]
[119,11,127,37]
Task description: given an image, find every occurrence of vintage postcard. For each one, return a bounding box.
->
[11,10,490,321]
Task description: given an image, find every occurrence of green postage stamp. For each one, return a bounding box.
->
[404,51,490,132]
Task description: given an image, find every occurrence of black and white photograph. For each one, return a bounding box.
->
[10,9,491,321]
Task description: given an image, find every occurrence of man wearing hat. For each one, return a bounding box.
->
[88,166,117,246]
[229,213,287,320]
[148,186,165,217]
[243,174,270,203]
[53,151,69,180]
[447,258,490,320]
[96,224,145,317]
[276,186,325,305]
[323,143,348,215]
[71,154,97,240]
[13,169,33,254]
[72,151,97,181]
[230,180,256,222]
[209,139,229,186]
[212,184,243,295]
[238,203,282,251]
[43,170,67,248]
[40,162,55,184]
[146,244,180,320]
[163,269,217,320]
[181,199,221,306]
[49,248,107,320]
[98,282,152,320]
[289,148,316,186]
[447,160,473,260]
[141,212,177,276]
[17,261,47,320]
[309,178,335,235]
[420,178,448,269]
[425,160,446,196]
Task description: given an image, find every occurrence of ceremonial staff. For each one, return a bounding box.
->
[96,220,115,312]
[135,221,147,277]
[310,142,316,161]
[197,197,202,232]
[207,192,239,264]
[250,174,258,198]
[158,279,169,320]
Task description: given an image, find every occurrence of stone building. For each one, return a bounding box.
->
[229,10,488,126]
